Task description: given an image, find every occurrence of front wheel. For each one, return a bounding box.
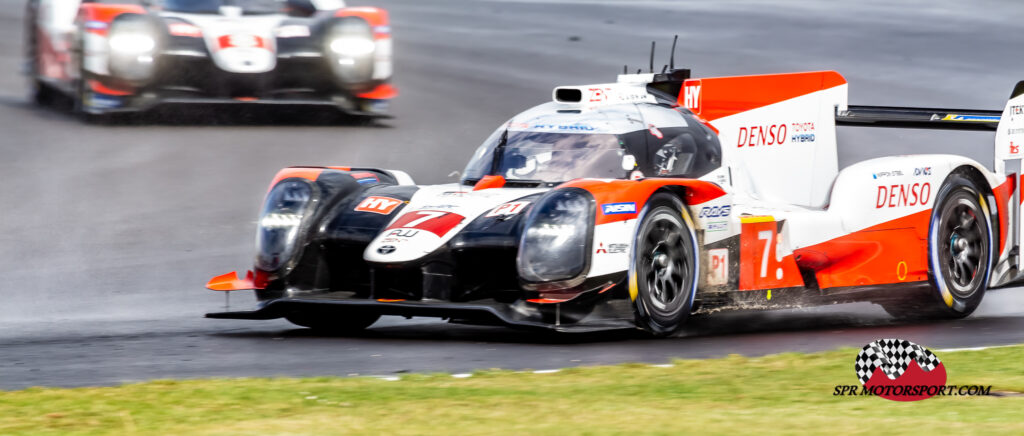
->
[630,194,699,336]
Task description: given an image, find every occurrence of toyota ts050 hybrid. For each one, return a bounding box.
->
[206,66,1024,335]
[25,0,395,120]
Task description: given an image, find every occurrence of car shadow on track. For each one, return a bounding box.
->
[209,304,966,345]
[2,95,390,127]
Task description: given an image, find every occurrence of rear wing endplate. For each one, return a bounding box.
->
[836,105,1001,131]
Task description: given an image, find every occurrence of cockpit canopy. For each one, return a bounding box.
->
[462,102,722,186]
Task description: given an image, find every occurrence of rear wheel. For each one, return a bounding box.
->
[630,194,699,336]
[882,174,992,320]
[285,311,380,335]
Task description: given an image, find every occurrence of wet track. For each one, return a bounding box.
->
[3,0,1024,389]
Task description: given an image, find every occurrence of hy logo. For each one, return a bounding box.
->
[854,339,946,402]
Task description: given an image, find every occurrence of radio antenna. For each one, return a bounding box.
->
[623,65,628,74]
[669,35,678,70]
[649,41,656,73]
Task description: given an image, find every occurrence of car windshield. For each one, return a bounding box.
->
[463,131,627,184]
[159,0,283,14]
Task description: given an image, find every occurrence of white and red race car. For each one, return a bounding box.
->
[207,66,1024,335]
[25,0,395,120]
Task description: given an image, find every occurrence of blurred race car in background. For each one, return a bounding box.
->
[25,0,396,120]
[205,61,1024,336]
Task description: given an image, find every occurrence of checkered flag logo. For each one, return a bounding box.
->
[855,339,942,384]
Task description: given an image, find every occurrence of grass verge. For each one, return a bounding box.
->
[2,345,1023,435]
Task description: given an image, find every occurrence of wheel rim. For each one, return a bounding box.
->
[639,214,690,311]
[938,197,985,297]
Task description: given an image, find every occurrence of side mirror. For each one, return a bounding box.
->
[621,155,637,171]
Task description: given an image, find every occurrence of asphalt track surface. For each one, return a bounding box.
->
[3,0,1024,390]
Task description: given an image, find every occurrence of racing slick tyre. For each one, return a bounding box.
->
[630,194,699,336]
[285,311,381,335]
[882,174,992,320]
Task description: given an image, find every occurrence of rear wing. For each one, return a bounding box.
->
[836,105,1001,131]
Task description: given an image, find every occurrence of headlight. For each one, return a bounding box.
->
[255,180,315,272]
[107,16,160,82]
[517,189,594,283]
[324,17,375,85]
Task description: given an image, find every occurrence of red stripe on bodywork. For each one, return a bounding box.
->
[992,175,1014,256]
[561,178,726,225]
[78,4,147,36]
[268,167,324,191]
[357,83,398,100]
[793,209,932,289]
[678,71,847,121]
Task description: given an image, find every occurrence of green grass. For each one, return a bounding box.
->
[2,345,1023,435]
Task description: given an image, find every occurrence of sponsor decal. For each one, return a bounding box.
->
[913,167,931,176]
[486,201,530,218]
[351,172,380,185]
[737,124,787,147]
[441,191,467,197]
[1011,141,1021,155]
[218,34,266,49]
[377,245,396,255]
[708,248,728,285]
[601,202,636,215]
[872,170,904,179]
[875,183,931,208]
[530,123,596,131]
[943,114,1001,122]
[1008,128,1024,135]
[1011,105,1024,116]
[275,25,310,38]
[682,79,702,114]
[595,242,629,254]
[833,339,992,401]
[85,21,108,30]
[706,221,728,232]
[373,25,391,34]
[629,170,645,180]
[789,122,816,143]
[87,94,123,109]
[384,229,419,238]
[648,124,664,139]
[386,210,465,237]
[168,22,202,37]
[698,205,731,218]
[354,196,403,214]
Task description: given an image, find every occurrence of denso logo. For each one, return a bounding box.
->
[354,196,403,214]
[876,183,931,208]
[602,202,636,215]
[682,79,701,114]
[699,205,731,218]
[737,124,787,147]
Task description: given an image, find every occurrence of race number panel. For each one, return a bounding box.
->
[739,216,804,291]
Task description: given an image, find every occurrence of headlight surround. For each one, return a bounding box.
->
[517,188,595,284]
[255,180,316,272]
[324,17,375,85]
[107,15,160,82]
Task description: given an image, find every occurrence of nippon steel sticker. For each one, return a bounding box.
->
[354,196,403,214]
[602,202,636,215]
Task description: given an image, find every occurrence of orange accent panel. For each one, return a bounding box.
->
[992,175,1014,256]
[560,178,726,225]
[335,7,391,38]
[376,299,406,302]
[207,270,265,291]
[356,83,398,100]
[89,80,133,96]
[78,4,147,36]
[793,209,932,289]
[678,71,847,121]
[268,167,324,191]
[527,298,570,304]
[738,219,804,291]
[473,175,506,191]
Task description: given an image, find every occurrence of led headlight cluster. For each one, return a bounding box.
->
[517,189,595,283]
[107,15,160,82]
[324,17,375,84]
[255,180,315,272]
